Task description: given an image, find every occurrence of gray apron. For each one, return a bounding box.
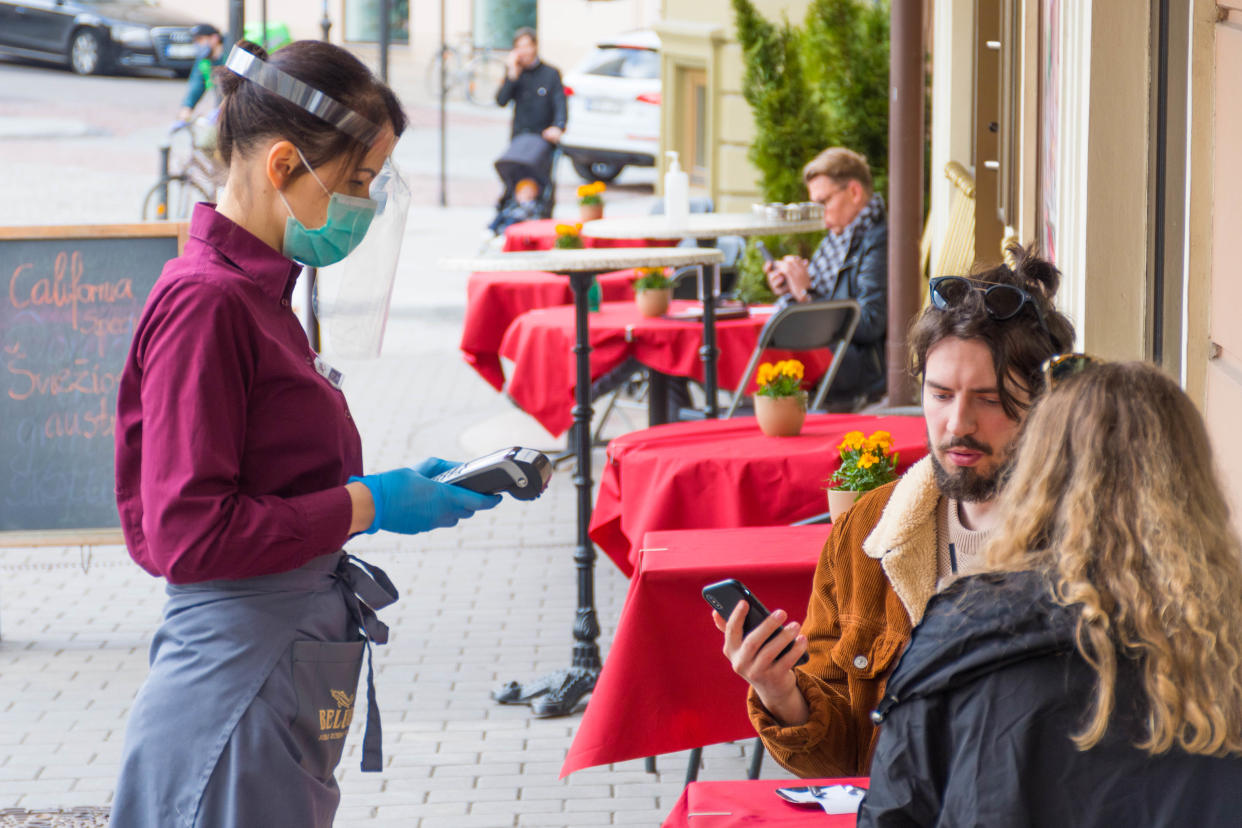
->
[110,552,397,828]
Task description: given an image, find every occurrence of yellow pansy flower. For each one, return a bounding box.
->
[857,453,878,469]
[757,363,775,387]
[839,431,865,451]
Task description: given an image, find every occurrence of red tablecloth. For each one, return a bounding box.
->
[590,413,927,576]
[502,218,675,252]
[662,778,870,827]
[561,526,828,777]
[498,301,832,437]
[460,269,640,391]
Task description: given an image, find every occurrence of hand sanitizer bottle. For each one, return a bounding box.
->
[663,151,689,224]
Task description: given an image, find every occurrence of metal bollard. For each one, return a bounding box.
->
[156,143,171,221]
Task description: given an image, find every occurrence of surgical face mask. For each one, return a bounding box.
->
[225,45,409,357]
[276,147,378,268]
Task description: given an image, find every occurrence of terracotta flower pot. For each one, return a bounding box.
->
[580,202,604,221]
[754,392,807,437]
[635,287,672,317]
[827,489,862,523]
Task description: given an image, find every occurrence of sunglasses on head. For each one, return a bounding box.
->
[929,275,1051,338]
[1041,352,1103,388]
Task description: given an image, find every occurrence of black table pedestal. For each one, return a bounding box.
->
[492,270,601,717]
[642,264,723,427]
[699,264,721,418]
[647,370,670,427]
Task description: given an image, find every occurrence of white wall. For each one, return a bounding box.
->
[1049,0,1094,346]
[928,0,975,270]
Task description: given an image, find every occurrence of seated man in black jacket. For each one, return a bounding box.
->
[496,27,566,147]
[765,147,888,407]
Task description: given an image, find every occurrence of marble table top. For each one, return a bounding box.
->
[439,246,725,273]
[582,212,825,240]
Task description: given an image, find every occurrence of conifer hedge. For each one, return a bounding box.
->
[731,0,890,304]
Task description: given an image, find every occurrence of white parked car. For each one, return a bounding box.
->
[559,30,660,183]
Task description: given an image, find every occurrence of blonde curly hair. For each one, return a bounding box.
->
[986,361,1242,755]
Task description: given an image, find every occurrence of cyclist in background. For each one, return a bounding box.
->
[178,23,230,123]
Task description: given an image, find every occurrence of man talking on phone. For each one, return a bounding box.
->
[496,27,566,147]
[765,148,888,410]
[714,246,1077,778]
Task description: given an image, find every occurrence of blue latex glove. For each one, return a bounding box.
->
[350,458,502,535]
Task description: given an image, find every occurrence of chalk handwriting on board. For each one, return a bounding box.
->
[1,226,183,542]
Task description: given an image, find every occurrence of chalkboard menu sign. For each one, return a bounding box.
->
[1,224,187,546]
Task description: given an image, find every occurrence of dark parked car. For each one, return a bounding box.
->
[0,0,203,76]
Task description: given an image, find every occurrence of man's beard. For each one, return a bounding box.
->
[928,433,1013,502]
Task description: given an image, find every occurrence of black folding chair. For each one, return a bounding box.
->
[723,299,862,418]
[670,237,744,299]
[590,200,726,437]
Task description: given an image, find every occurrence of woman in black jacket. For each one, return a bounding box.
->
[858,360,1242,827]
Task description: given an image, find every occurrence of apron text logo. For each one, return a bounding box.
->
[318,688,355,739]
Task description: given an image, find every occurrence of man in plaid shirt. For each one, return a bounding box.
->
[765,147,889,407]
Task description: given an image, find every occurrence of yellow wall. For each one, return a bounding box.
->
[656,0,811,211]
[664,0,804,24]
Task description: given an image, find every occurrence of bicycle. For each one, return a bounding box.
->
[141,117,224,221]
[424,32,507,106]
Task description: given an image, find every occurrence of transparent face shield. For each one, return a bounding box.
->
[225,44,410,358]
[314,159,410,358]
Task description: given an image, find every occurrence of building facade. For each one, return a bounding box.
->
[925,0,1237,522]
[654,0,811,211]
[658,0,1240,520]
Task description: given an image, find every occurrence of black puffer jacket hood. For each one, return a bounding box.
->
[857,570,1242,828]
[871,570,1078,725]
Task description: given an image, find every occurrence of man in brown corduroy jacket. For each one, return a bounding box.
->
[714,247,1078,778]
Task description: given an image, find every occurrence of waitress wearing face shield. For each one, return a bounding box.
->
[110,40,500,827]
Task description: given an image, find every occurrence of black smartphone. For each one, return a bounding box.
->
[702,578,809,666]
[754,240,775,263]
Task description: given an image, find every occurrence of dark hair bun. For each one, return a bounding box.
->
[1007,242,1061,301]
[912,240,1079,414]
[214,40,268,97]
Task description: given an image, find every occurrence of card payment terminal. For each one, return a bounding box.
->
[432,447,553,501]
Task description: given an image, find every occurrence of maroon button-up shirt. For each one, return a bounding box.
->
[115,204,361,583]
